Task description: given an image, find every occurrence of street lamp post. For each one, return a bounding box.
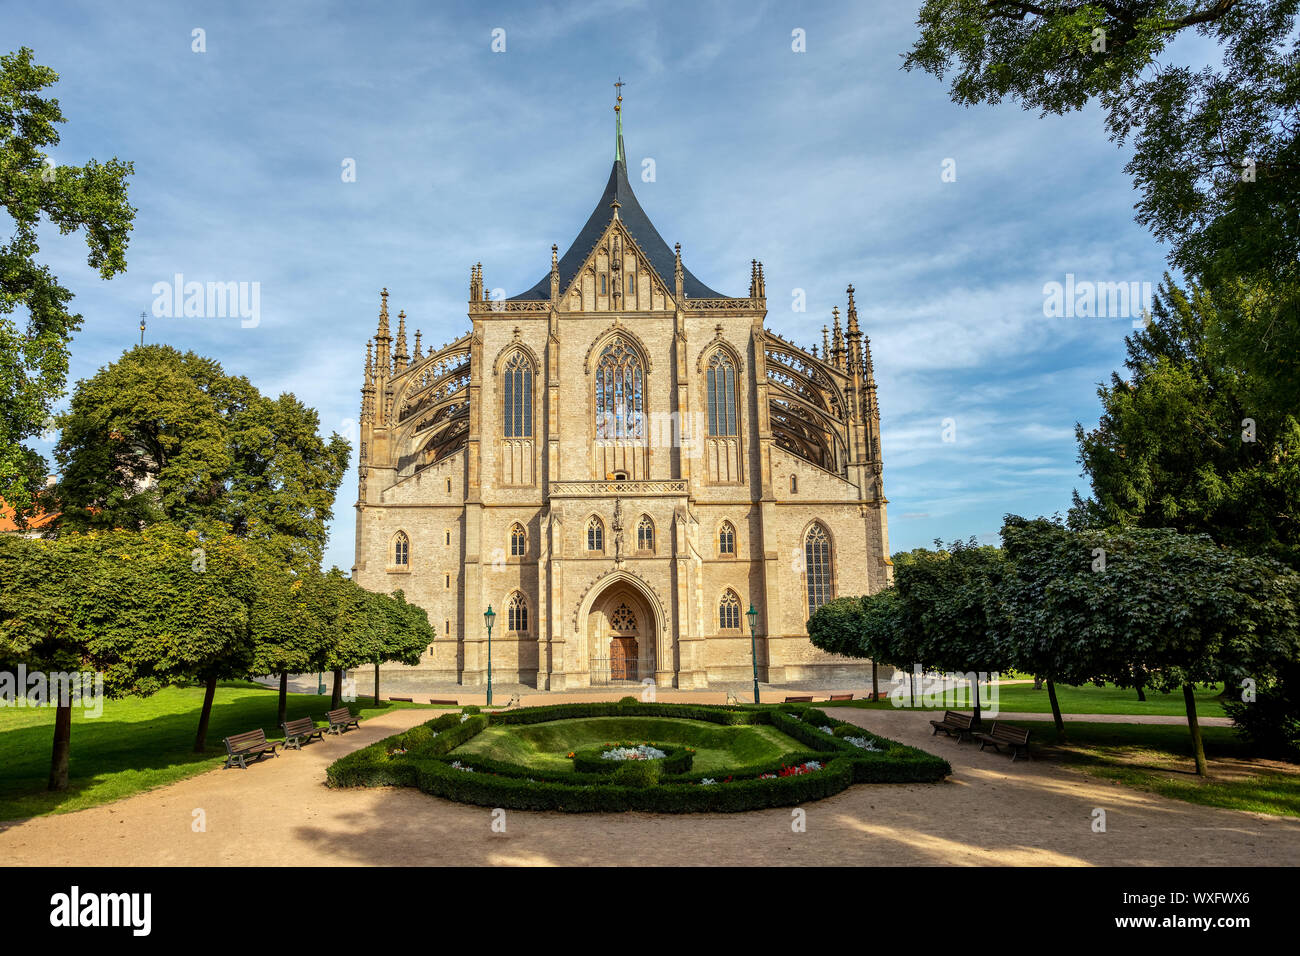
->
[483,605,496,708]
[746,604,760,705]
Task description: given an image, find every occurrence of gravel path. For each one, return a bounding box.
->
[1,703,1294,866]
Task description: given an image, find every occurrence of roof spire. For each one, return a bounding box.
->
[614,77,626,165]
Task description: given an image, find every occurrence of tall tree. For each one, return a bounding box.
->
[807,589,905,701]
[54,346,350,570]
[1071,279,1300,565]
[0,47,136,519]
[249,568,330,726]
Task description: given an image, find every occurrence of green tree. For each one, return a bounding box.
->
[249,568,330,727]
[1001,516,1300,773]
[54,346,350,570]
[0,47,136,519]
[807,589,905,700]
[1071,279,1300,565]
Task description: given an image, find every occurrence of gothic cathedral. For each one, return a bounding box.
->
[353,96,891,690]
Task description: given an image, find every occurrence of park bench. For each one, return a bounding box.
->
[223,729,280,769]
[929,710,975,741]
[325,707,361,734]
[280,717,325,750]
[828,693,854,701]
[783,695,813,703]
[389,696,413,703]
[430,698,459,706]
[972,721,1031,761]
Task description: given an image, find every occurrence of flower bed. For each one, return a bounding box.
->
[326,701,950,813]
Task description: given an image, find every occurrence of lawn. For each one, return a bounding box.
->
[824,681,1229,718]
[1001,720,1300,818]
[0,681,431,821]
[454,716,807,774]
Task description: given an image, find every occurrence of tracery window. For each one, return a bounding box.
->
[594,338,645,440]
[509,523,526,557]
[719,589,742,630]
[805,524,833,613]
[719,521,736,556]
[587,516,605,552]
[707,351,738,436]
[503,352,532,437]
[637,516,654,552]
[609,602,637,631]
[507,591,528,633]
[392,531,409,567]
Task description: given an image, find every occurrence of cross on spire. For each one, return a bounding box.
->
[614,77,626,165]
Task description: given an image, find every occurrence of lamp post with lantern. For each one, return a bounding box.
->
[746,603,760,705]
[483,605,496,707]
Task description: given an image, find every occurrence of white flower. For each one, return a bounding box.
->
[699,778,716,785]
[449,760,474,772]
[601,744,666,761]
[459,714,470,723]
[819,725,835,735]
[845,736,882,751]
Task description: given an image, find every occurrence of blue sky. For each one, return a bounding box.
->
[12,0,1188,571]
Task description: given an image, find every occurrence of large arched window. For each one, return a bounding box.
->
[594,337,644,440]
[718,521,736,556]
[391,531,409,568]
[707,350,738,436]
[503,352,532,437]
[509,523,526,557]
[637,516,654,552]
[719,589,742,630]
[805,524,833,613]
[507,591,528,633]
[587,516,605,552]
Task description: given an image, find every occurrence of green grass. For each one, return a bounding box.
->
[454,717,807,774]
[1000,719,1300,818]
[0,682,431,821]
[825,681,1228,717]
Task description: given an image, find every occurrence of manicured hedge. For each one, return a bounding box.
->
[326,701,950,812]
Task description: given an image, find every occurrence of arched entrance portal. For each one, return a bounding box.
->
[587,584,654,685]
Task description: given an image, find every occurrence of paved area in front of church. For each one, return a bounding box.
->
[0,700,1287,866]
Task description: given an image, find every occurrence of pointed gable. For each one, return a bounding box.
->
[509,157,724,302]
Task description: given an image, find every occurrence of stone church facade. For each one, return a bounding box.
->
[352,104,891,690]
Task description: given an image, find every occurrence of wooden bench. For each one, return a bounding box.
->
[929,710,975,741]
[280,717,325,750]
[972,721,1031,761]
[828,693,854,701]
[388,696,413,703]
[223,729,279,769]
[325,707,360,735]
[429,698,459,706]
[783,695,814,703]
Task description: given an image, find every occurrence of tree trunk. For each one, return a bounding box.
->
[971,676,982,728]
[1136,683,1146,702]
[194,675,218,753]
[277,673,288,727]
[871,660,879,702]
[331,669,343,709]
[374,662,381,706]
[47,698,73,791]
[909,667,917,707]
[1046,679,1065,735]
[1183,684,1208,777]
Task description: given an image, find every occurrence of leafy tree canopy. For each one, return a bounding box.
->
[0,47,135,519]
[54,345,350,571]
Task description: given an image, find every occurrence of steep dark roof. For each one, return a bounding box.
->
[509,156,725,301]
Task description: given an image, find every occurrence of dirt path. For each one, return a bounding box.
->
[1,706,1295,866]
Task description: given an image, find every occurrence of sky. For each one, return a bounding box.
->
[10,0,1192,572]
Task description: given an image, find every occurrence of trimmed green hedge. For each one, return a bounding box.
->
[326,701,950,813]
